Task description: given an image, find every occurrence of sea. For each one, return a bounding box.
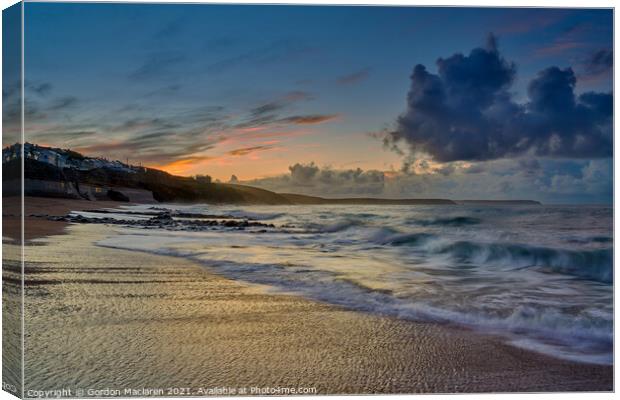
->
[90,203,613,365]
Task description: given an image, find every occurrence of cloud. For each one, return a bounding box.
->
[280,114,339,125]
[109,118,180,133]
[247,91,312,118]
[494,10,566,34]
[207,39,316,73]
[250,102,285,118]
[29,82,53,96]
[544,159,612,199]
[533,22,589,58]
[129,51,186,80]
[237,91,335,128]
[74,132,220,165]
[580,48,612,79]
[518,158,541,177]
[47,96,79,111]
[153,18,185,41]
[4,81,53,99]
[336,68,371,85]
[38,92,320,170]
[143,84,182,98]
[248,162,386,195]
[69,106,229,165]
[534,41,582,57]
[227,145,274,156]
[3,80,57,138]
[20,82,335,170]
[32,130,97,142]
[243,158,611,203]
[382,34,612,163]
[284,90,314,102]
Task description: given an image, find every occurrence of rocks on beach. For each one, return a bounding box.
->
[41,210,276,232]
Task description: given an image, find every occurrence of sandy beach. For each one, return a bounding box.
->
[2,198,610,394]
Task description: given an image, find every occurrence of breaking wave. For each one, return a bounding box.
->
[413,216,482,226]
[433,241,612,283]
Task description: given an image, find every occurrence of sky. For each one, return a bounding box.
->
[9,3,614,203]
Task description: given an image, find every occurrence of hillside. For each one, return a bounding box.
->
[218,183,293,205]
[3,143,292,204]
[3,143,540,206]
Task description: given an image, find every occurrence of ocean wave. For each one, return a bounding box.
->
[322,219,364,232]
[366,227,613,283]
[401,303,613,365]
[369,229,437,246]
[302,219,366,233]
[432,241,612,283]
[592,236,613,243]
[412,216,482,227]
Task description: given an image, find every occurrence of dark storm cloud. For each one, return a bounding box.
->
[383,35,612,163]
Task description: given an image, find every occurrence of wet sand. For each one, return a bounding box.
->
[9,217,612,395]
[3,196,138,242]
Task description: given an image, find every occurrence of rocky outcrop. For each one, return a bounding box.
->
[42,210,276,232]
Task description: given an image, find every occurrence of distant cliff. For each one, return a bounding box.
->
[456,200,542,205]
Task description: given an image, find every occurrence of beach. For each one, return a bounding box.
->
[4,198,612,394]
[4,197,139,242]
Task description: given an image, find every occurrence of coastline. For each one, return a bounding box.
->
[11,201,613,393]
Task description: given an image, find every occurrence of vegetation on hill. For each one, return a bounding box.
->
[6,158,291,204]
